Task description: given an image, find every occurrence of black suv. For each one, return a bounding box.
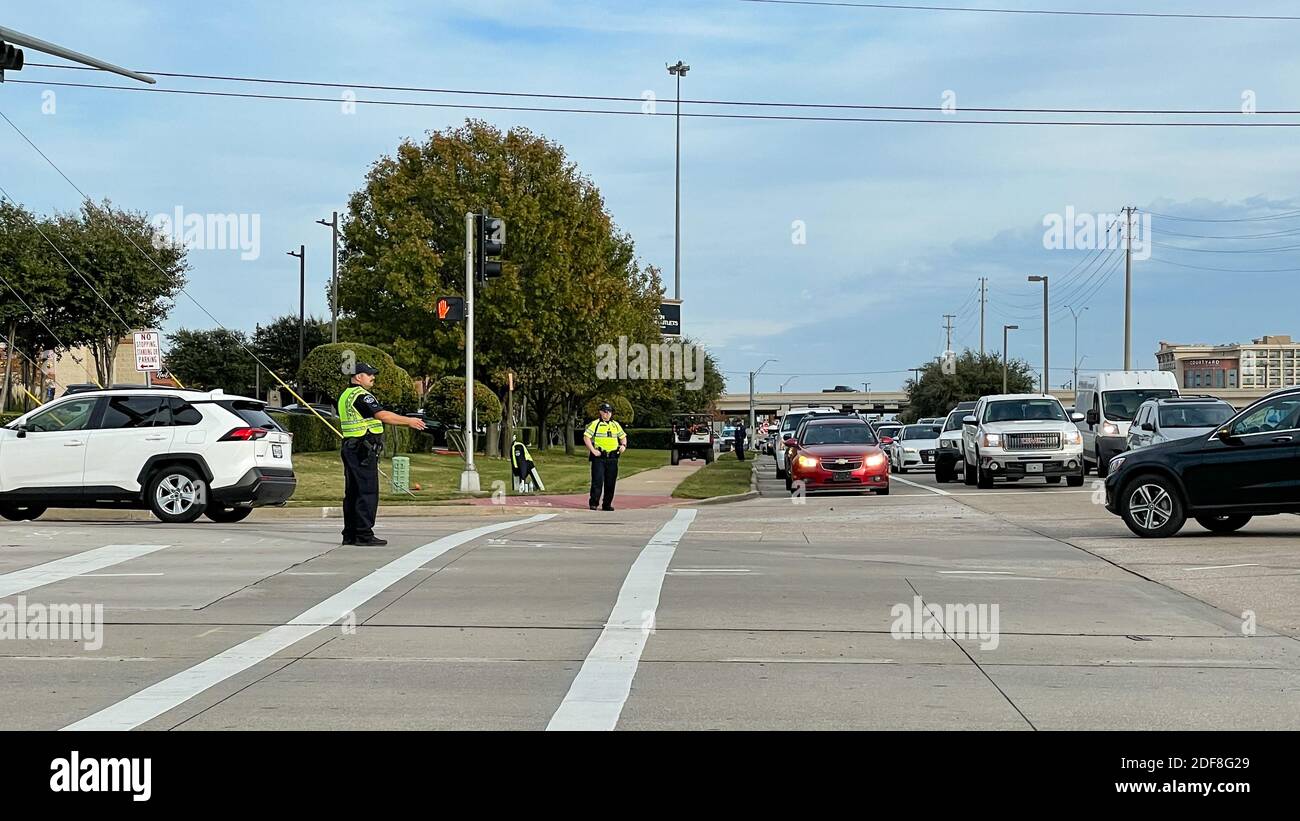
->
[1104,386,1300,537]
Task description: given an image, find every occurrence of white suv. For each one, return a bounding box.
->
[0,388,296,523]
[962,394,1086,488]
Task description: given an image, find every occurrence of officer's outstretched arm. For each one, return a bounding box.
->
[375,410,427,431]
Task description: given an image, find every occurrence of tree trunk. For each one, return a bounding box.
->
[563,396,575,455]
[485,421,500,458]
[535,388,550,452]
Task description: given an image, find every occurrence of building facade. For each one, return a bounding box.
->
[1157,335,1300,393]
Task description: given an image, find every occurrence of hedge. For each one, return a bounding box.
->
[269,411,425,457]
[296,342,418,410]
[624,427,671,450]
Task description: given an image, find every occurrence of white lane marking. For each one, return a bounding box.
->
[667,568,750,574]
[1184,563,1261,572]
[195,628,223,638]
[547,508,697,732]
[80,573,166,578]
[62,515,555,731]
[938,570,1015,575]
[891,475,951,496]
[0,544,171,599]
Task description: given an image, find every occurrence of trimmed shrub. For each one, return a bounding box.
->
[424,376,502,427]
[297,342,416,409]
[583,395,634,426]
[625,427,671,450]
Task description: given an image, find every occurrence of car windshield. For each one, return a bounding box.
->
[901,425,941,439]
[781,413,806,433]
[983,399,1068,423]
[1159,404,1234,428]
[1102,389,1178,421]
[801,423,877,445]
[943,411,967,432]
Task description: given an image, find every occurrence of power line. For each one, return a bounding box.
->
[1149,239,1300,253]
[737,0,1300,22]
[13,79,1300,128]
[1148,208,1300,222]
[1150,224,1300,240]
[1146,257,1300,274]
[27,61,1300,116]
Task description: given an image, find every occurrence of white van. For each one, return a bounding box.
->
[1074,370,1179,476]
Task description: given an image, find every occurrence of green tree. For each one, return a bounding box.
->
[424,376,502,427]
[166,328,256,395]
[0,202,75,407]
[902,351,1035,421]
[297,342,417,409]
[252,314,330,384]
[583,394,634,426]
[337,119,664,452]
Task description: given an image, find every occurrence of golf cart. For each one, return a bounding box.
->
[671,413,715,466]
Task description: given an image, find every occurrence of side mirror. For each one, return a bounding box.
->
[1216,427,1237,443]
[15,425,28,439]
[962,415,977,425]
[880,436,894,445]
[1086,409,1099,425]
[783,437,797,448]
[1141,421,1155,432]
[1070,411,1086,423]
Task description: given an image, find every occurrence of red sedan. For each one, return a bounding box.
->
[784,417,890,495]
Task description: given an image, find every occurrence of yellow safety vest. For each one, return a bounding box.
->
[584,419,625,453]
[338,385,385,438]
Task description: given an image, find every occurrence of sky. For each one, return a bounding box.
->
[3,0,1300,393]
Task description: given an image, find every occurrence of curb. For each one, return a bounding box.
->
[687,490,760,506]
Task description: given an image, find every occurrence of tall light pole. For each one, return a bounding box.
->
[780,375,797,392]
[1002,325,1019,394]
[667,60,689,301]
[749,358,776,432]
[286,246,305,375]
[1028,275,1048,394]
[316,212,340,343]
[1066,305,1088,390]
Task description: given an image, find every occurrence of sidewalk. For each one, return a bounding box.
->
[468,458,707,510]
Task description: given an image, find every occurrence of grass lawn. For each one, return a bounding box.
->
[288,448,669,504]
[671,453,755,499]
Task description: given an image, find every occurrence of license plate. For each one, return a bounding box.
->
[1025,462,1043,473]
[832,471,852,481]
[272,444,283,458]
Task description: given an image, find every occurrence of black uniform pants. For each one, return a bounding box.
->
[735,438,745,461]
[341,436,381,539]
[589,452,619,508]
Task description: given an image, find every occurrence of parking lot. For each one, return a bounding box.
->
[3,458,1297,730]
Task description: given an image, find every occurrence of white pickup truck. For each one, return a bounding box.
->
[961,394,1086,488]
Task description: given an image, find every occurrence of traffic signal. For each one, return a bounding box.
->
[435,296,465,322]
[0,42,24,82]
[474,214,505,284]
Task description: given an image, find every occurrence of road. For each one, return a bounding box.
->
[2,458,1298,730]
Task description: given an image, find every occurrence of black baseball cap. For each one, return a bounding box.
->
[598,402,614,411]
[353,362,380,376]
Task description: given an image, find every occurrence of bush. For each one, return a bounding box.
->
[424,376,502,426]
[296,342,417,409]
[271,410,424,456]
[583,395,634,426]
[625,427,671,450]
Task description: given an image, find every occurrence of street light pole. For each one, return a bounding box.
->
[780,375,797,393]
[1003,325,1019,394]
[286,245,305,374]
[1028,275,1048,394]
[1067,305,1088,390]
[316,212,340,343]
[749,358,776,433]
[667,60,689,302]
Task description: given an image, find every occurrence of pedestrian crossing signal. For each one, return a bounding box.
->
[436,296,465,322]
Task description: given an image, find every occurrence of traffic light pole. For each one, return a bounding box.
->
[459,212,480,492]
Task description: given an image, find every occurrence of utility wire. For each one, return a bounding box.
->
[12,79,1300,127]
[737,0,1300,22]
[1147,208,1300,222]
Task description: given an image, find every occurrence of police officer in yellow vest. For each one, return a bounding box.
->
[338,363,426,545]
[583,402,627,511]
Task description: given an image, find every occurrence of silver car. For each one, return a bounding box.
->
[1126,397,1236,451]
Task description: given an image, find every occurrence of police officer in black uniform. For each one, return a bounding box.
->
[337,363,426,546]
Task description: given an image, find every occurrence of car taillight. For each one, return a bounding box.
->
[220,427,269,441]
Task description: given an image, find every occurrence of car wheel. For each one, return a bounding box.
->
[1066,469,1085,488]
[935,465,952,483]
[775,463,786,479]
[1120,474,1186,538]
[876,486,890,495]
[975,451,994,489]
[204,506,254,524]
[0,504,46,521]
[898,465,908,474]
[704,448,715,464]
[1095,447,1110,478]
[1046,476,1062,485]
[1195,514,1252,534]
[670,448,680,466]
[963,453,977,486]
[147,465,207,524]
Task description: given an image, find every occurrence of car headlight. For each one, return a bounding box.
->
[865,452,886,468]
[796,455,818,469]
[1064,429,1082,445]
[1101,422,1121,436]
[940,439,957,449]
[1108,455,1127,473]
[981,433,1001,448]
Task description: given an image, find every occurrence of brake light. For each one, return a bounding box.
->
[220,427,269,441]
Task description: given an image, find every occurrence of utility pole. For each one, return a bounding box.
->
[1003,325,1019,394]
[943,314,956,352]
[1028,275,1048,394]
[1123,205,1134,370]
[979,277,987,356]
[1067,305,1088,391]
[316,212,340,343]
[286,245,305,374]
[667,60,690,301]
[460,213,479,492]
